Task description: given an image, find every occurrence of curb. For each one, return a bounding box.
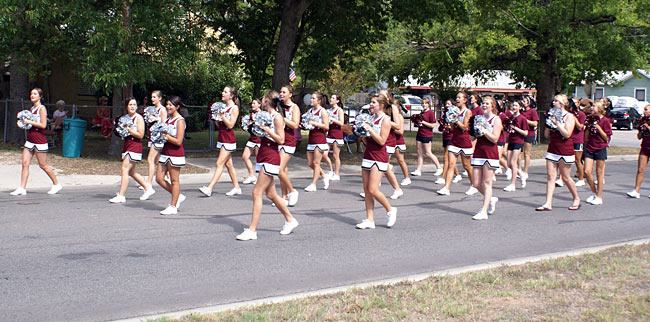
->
[112,237,650,322]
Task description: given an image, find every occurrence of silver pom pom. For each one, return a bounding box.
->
[301,111,315,130]
[116,115,135,138]
[545,108,565,130]
[252,111,275,140]
[211,102,230,122]
[17,110,34,129]
[149,121,170,145]
[445,105,460,124]
[241,114,251,132]
[473,115,493,137]
[353,113,373,138]
[327,109,339,124]
[144,106,160,123]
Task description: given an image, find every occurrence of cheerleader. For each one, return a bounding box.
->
[572,98,590,187]
[277,85,300,206]
[378,89,404,199]
[470,93,483,116]
[411,98,442,176]
[503,101,529,191]
[435,100,461,185]
[199,86,241,197]
[241,99,262,185]
[521,96,539,178]
[109,98,148,203]
[324,94,344,180]
[437,92,475,196]
[304,92,330,192]
[496,104,509,175]
[583,99,612,205]
[10,88,61,196]
[142,90,166,200]
[357,94,397,229]
[392,100,411,186]
[536,94,580,211]
[470,96,503,220]
[157,96,186,215]
[236,90,299,240]
[628,104,650,199]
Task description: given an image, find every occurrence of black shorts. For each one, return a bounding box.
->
[583,147,607,160]
[524,136,536,144]
[573,143,583,152]
[442,139,451,148]
[416,135,432,144]
[497,142,506,147]
[507,143,524,151]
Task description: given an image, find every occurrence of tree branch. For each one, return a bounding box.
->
[570,15,616,26]
[501,9,540,37]
[410,39,466,51]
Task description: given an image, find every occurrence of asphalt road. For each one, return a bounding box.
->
[2,160,650,322]
[610,129,643,147]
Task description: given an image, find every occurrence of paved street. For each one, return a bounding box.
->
[610,129,643,148]
[2,160,650,322]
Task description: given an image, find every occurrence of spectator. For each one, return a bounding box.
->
[52,100,67,129]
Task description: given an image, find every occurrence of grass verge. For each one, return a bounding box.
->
[152,243,650,321]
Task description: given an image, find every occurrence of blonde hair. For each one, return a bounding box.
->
[554,94,569,109]
[422,98,431,109]
[483,96,497,114]
[372,94,391,114]
[593,98,607,116]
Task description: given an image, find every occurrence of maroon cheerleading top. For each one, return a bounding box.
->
[217,104,236,144]
[471,106,483,117]
[161,115,185,157]
[363,114,389,163]
[248,112,261,144]
[498,113,508,143]
[307,107,327,144]
[327,106,343,140]
[257,112,281,166]
[450,108,472,149]
[547,111,574,156]
[122,114,142,154]
[572,110,586,144]
[473,115,499,159]
[416,109,436,138]
[509,114,529,144]
[283,103,297,147]
[523,108,539,137]
[641,129,650,150]
[585,116,612,153]
[27,105,47,144]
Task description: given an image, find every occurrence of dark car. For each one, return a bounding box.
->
[610,107,641,130]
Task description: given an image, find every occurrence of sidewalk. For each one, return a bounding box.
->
[0,154,639,191]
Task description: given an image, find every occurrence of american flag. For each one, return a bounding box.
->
[289,68,296,82]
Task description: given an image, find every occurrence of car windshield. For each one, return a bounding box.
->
[408,97,422,104]
[614,97,638,108]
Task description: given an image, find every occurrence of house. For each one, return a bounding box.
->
[574,70,650,102]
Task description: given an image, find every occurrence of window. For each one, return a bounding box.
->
[77,80,95,96]
[635,88,647,102]
[408,97,422,104]
[594,87,605,99]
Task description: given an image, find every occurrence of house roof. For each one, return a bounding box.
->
[585,69,650,86]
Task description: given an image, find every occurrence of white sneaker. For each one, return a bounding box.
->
[9,187,26,196]
[488,197,498,214]
[386,208,397,227]
[465,186,478,196]
[434,177,446,185]
[199,186,212,197]
[304,184,317,192]
[520,172,528,188]
[356,219,375,229]
[236,228,257,240]
[472,210,488,220]
[411,170,422,176]
[326,171,335,180]
[494,168,503,175]
[575,179,585,187]
[226,187,242,196]
[47,184,62,195]
[139,188,156,200]
[463,170,468,176]
[359,192,366,198]
[505,169,512,180]
[588,197,603,205]
[555,179,564,187]
[452,175,463,183]
[492,176,496,182]
[280,219,299,235]
[400,178,411,186]
[243,176,257,184]
[288,191,299,206]
[175,194,186,209]
[160,205,178,215]
[627,190,641,198]
[271,198,289,207]
[322,176,330,190]
[138,185,145,190]
[586,192,596,203]
[109,194,126,203]
[433,168,443,176]
[390,189,404,200]
[436,187,450,196]
[330,175,341,181]
[503,184,516,192]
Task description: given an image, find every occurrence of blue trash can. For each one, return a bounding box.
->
[62,118,87,158]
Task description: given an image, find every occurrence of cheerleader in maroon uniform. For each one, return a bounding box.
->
[304,92,330,192]
[143,90,167,197]
[324,94,344,180]
[522,96,539,177]
[200,86,241,197]
[157,96,187,215]
[277,85,300,206]
[470,96,503,220]
[496,105,509,176]
[628,104,650,198]
[536,94,580,211]
[437,92,475,196]
[236,90,299,241]
[470,93,483,117]
[503,101,529,192]
[109,98,148,203]
[241,99,262,185]
[377,89,404,200]
[10,88,61,196]
[357,94,397,229]
[411,98,442,176]
[583,99,613,205]
[435,100,461,185]
[572,98,590,187]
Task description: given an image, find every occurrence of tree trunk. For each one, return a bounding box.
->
[107,86,132,156]
[535,51,559,144]
[7,54,30,145]
[271,0,310,91]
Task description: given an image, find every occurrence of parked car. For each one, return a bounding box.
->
[345,104,370,123]
[610,107,641,130]
[611,96,642,114]
[395,94,423,117]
